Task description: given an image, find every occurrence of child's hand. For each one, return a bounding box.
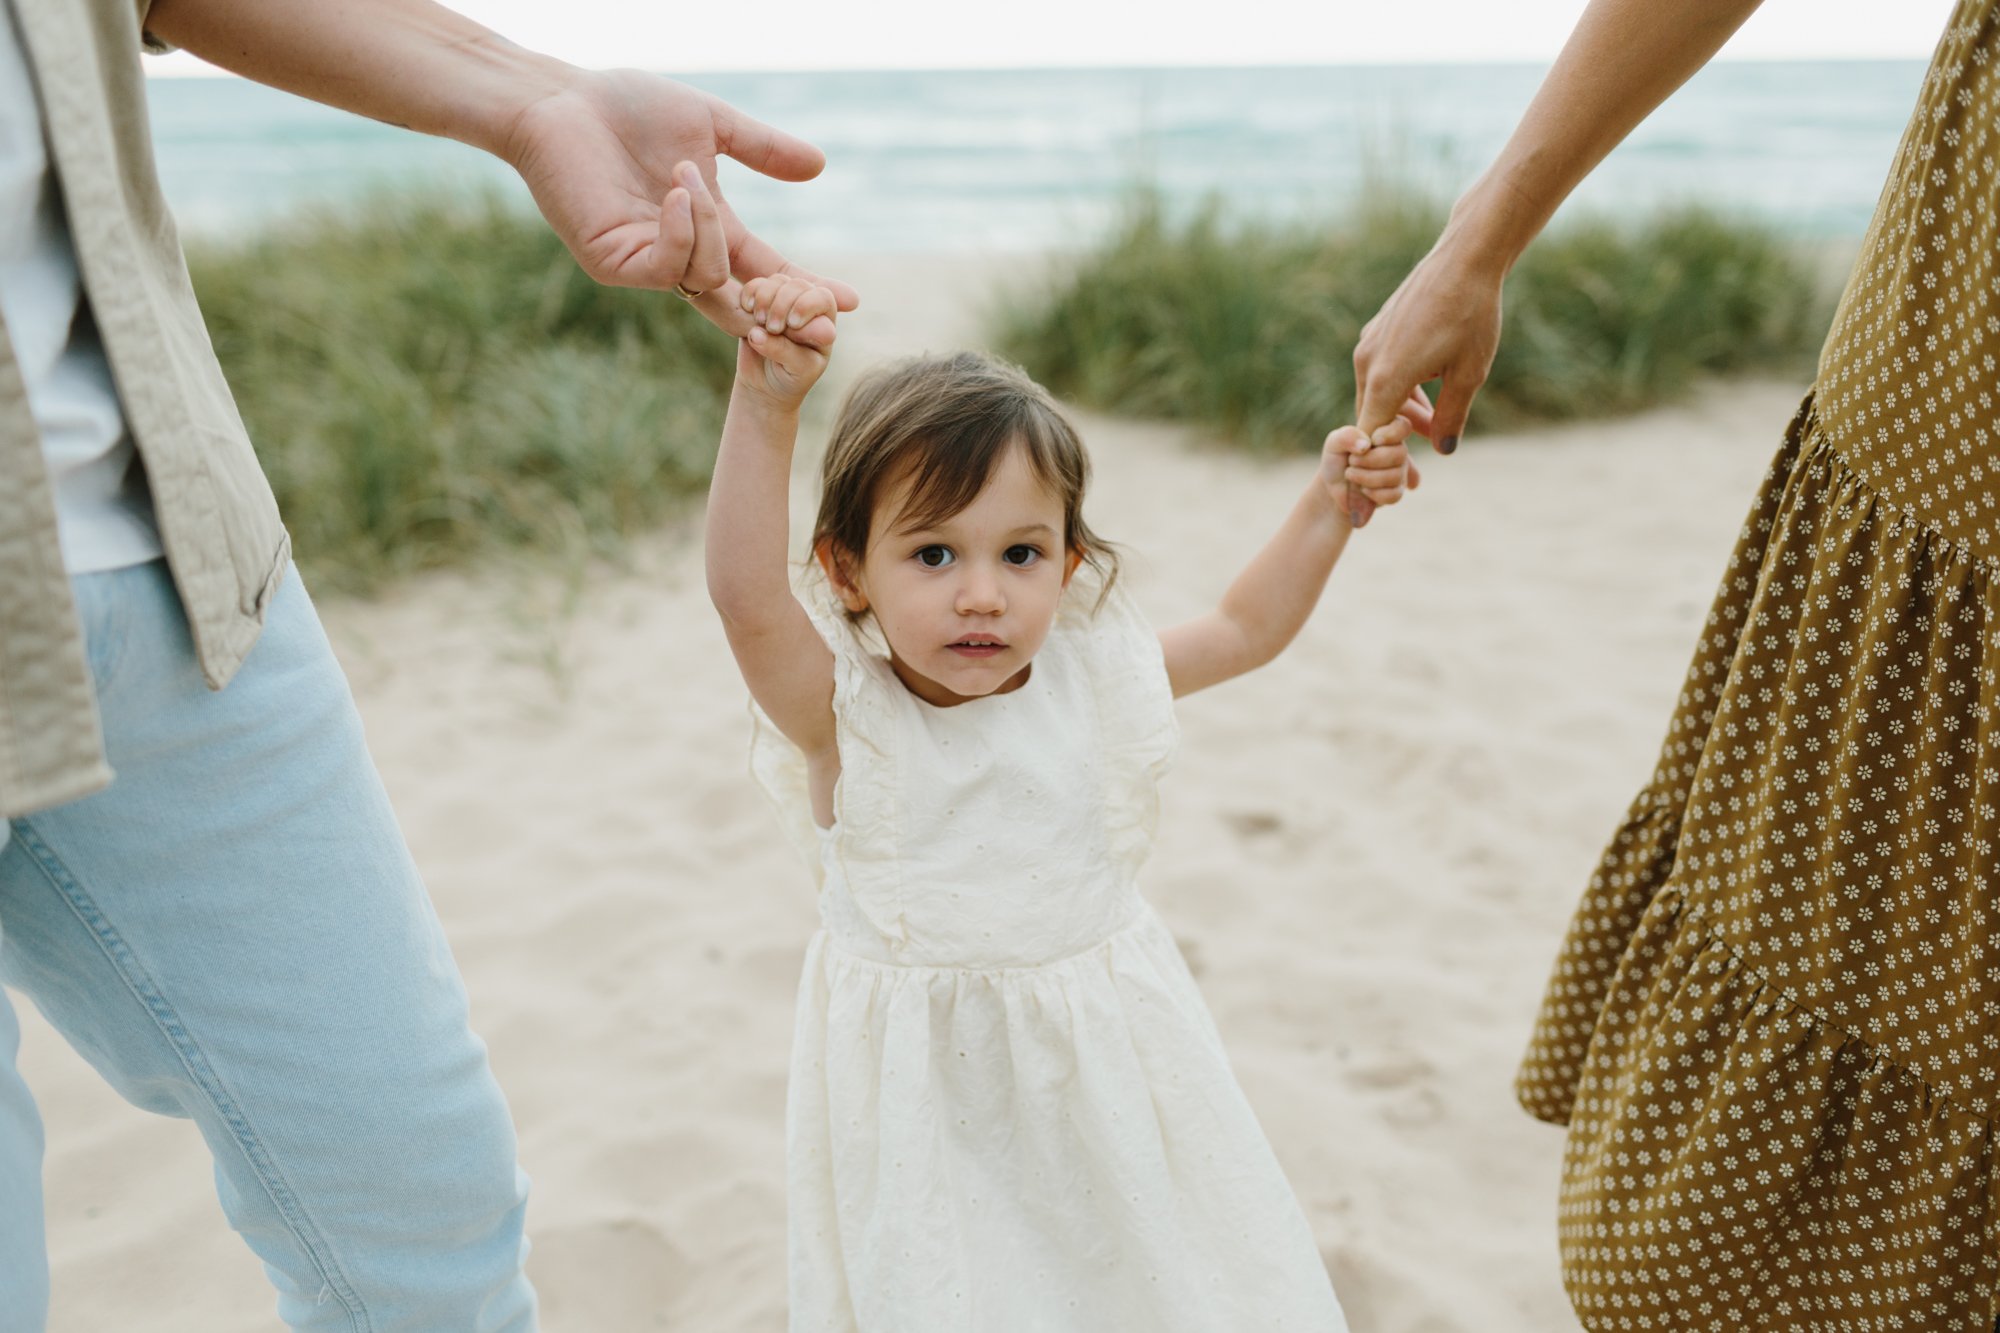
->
[734,276,839,408]
[1320,416,1421,529]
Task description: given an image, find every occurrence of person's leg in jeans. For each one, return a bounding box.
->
[0,559,534,1332]
[0,891,51,1330]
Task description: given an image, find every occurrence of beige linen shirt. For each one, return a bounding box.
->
[1,0,289,817]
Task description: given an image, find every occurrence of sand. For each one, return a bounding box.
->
[16,254,1801,1331]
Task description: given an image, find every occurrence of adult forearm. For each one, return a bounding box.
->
[143,0,573,157]
[1447,0,1765,276]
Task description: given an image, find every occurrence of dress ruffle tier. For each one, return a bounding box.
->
[1518,396,2000,1329]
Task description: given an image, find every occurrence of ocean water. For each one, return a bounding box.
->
[147,62,1928,253]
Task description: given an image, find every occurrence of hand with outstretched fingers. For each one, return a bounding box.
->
[499,70,859,330]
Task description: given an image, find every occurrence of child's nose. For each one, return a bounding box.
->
[956,569,1005,615]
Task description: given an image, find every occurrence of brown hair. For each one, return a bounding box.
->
[812,351,1118,593]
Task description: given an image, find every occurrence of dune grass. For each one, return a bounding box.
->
[992,192,1836,452]
[188,188,1837,594]
[188,195,736,594]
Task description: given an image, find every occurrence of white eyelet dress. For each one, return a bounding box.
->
[750,578,1349,1333]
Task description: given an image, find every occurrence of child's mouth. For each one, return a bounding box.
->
[948,637,1006,658]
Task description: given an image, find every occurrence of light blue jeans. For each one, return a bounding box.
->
[0,559,536,1331]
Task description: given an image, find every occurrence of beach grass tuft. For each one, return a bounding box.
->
[190,187,1838,594]
[991,191,1836,451]
[189,193,736,593]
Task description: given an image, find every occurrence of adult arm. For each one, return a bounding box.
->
[1351,0,1765,448]
[143,0,856,334]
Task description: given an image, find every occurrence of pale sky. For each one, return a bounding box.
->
[150,0,1962,75]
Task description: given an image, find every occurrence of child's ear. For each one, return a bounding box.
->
[1062,547,1085,587]
[815,539,870,613]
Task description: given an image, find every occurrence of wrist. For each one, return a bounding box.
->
[447,35,580,157]
[1437,169,1542,284]
[730,377,808,427]
[1303,472,1355,533]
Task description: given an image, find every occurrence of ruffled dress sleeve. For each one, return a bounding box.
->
[1057,572,1180,874]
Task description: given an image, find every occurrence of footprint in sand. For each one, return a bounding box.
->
[1221,809,1283,840]
[1344,1051,1447,1129]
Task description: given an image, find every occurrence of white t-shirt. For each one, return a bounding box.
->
[1,0,162,575]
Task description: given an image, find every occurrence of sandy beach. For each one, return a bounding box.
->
[16,254,1803,1332]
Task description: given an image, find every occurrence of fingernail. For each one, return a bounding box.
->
[748,326,766,342]
[1439,435,1459,455]
[788,311,806,328]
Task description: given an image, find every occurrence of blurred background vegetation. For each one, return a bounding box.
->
[191,188,1837,592]
[992,189,1837,453]
[189,195,735,595]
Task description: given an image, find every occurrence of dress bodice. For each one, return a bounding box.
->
[751,576,1178,968]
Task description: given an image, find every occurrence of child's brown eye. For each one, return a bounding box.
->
[1004,545,1042,566]
[916,546,954,568]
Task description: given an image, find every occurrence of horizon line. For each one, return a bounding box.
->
[145,53,1936,79]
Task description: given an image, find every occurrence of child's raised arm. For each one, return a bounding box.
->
[1158,416,1419,698]
[703,277,843,765]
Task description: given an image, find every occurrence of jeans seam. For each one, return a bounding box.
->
[11,820,371,1332]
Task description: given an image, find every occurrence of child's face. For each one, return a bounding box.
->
[825,444,1078,708]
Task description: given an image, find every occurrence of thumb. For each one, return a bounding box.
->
[1323,424,1364,460]
[746,324,820,375]
[788,313,838,351]
[1427,366,1483,457]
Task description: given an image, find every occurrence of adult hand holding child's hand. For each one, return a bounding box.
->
[1322,418,1421,529]
[1340,389,1435,527]
[669,164,840,406]
[656,162,840,350]
[499,69,860,315]
[732,276,840,407]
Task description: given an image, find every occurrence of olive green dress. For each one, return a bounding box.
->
[1515,3,2000,1328]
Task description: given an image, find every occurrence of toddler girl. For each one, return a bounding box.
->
[701,275,1420,1331]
